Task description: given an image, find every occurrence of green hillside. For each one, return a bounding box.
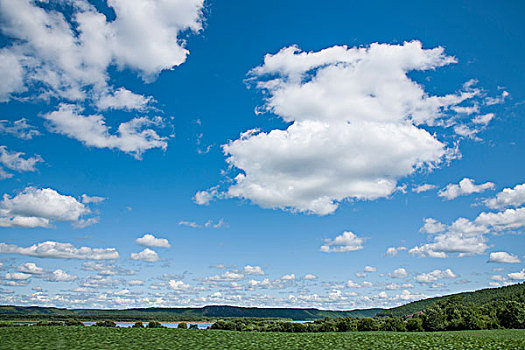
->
[377,283,525,317]
[0,304,382,321]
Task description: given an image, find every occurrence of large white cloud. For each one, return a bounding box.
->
[485,183,525,209]
[0,187,99,228]
[43,104,168,159]
[488,252,521,264]
[0,241,119,260]
[199,41,486,215]
[438,178,495,200]
[0,0,204,101]
[410,218,489,258]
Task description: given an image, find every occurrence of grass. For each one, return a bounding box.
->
[0,327,524,349]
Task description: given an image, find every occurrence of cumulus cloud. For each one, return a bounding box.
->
[44,269,77,282]
[4,272,31,280]
[303,274,318,280]
[243,265,265,275]
[0,119,40,140]
[420,218,446,234]
[0,187,99,228]
[95,88,153,111]
[199,41,490,215]
[43,104,168,159]
[0,0,204,101]
[412,184,436,193]
[364,266,376,273]
[415,269,457,283]
[135,234,171,248]
[385,246,407,256]
[485,183,525,209]
[438,178,495,200]
[81,261,134,276]
[488,251,521,264]
[320,231,365,253]
[508,269,525,281]
[0,241,119,260]
[17,262,45,275]
[130,248,159,262]
[391,268,408,279]
[475,207,525,232]
[410,218,489,258]
[0,146,43,179]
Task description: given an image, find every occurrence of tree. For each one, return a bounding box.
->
[132,322,144,328]
[406,318,424,332]
[177,322,188,329]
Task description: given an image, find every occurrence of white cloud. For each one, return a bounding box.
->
[81,261,133,276]
[168,280,192,291]
[43,104,168,159]
[0,187,98,228]
[303,274,318,280]
[475,207,525,232]
[4,272,31,280]
[320,231,365,253]
[438,178,495,200]
[81,194,105,204]
[472,113,495,125]
[364,266,376,272]
[130,248,159,262]
[415,269,457,283]
[485,183,525,209]
[391,268,408,279]
[201,41,489,215]
[385,246,407,256]
[0,119,40,140]
[0,146,43,179]
[17,262,45,275]
[412,184,436,193]
[95,88,152,111]
[420,218,446,234]
[0,241,119,260]
[205,271,245,282]
[281,273,296,281]
[385,282,414,290]
[0,0,204,101]
[410,217,489,258]
[508,269,525,281]
[485,91,509,106]
[45,269,77,282]
[135,234,171,248]
[127,280,144,286]
[488,251,521,264]
[178,219,225,229]
[0,48,25,101]
[243,265,264,275]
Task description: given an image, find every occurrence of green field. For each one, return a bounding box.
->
[0,327,524,350]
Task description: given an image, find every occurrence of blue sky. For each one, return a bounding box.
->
[0,0,523,310]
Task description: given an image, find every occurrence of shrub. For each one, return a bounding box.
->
[64,319,84,326]
[95,320,116,327]
[177,322,188,329]
[147,321,165,328]
[132,322,144,328]
[189,324,199,329]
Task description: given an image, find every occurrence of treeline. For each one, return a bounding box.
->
[211,295,525,332]
[378,282,525,317]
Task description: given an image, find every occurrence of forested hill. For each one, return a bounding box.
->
[377,282,525,317]
[0,305,382,321]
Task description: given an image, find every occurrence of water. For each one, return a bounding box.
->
[82,322,213,329]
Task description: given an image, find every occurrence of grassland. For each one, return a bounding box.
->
[0,327,524,349]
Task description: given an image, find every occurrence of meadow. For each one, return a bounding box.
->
[0,327,524,350]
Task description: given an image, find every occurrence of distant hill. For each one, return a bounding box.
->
[377,282,525,317]
[0,305,383,321]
